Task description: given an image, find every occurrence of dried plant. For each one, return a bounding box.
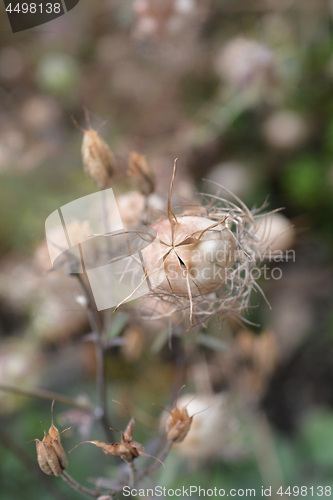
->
[0,109,289,500]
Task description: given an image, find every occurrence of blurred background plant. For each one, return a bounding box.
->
[1,0,333,498]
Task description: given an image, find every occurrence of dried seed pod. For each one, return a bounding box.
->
[166,406,193,443]
[70,400,164,466]
[42,441,63,476]
[128,151,155,196]
[72,113,115,189]
[130,160,276,326]
[35,439,53,475]
[163,387,194,443]
[49,436,68,471]
[29,400,69,475]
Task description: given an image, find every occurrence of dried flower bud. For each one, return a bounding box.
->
[166,405,193,443]
[29,401,69,476]
[128,151,155,196]
[71,401,164,466]
[73,114,115,189]
[121,326,145,361]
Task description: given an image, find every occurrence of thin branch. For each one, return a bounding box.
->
[75,274,113,441]
[61,471,101,499]
[136,440,173,481]
[0,384,94,413]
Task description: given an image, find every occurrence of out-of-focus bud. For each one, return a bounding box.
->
[207,161,254,199]
[116,191,146,226]
[128,151,155,196]
[263,110,308,150]
[74,115,115,189]
[0,339,41,414]
[121,326,145,361]
[215,37,276,89]
[254,212,295,255]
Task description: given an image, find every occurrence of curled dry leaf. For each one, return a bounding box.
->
[29,400,69,476]
[128,151,155,196]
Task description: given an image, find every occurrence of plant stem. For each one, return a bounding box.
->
[0,383,94,412]
[137,440,173,480]
[75,273,113,441]
[127,461,136,488]
[61,471,102,499]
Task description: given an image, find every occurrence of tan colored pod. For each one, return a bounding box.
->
[42,442,63,476]
[82,126,115,189]
[128,151,155,196]
[51,438,68,470]
[166,406,193,443]
[35,439,53,475]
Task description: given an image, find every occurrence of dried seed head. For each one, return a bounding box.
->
[128,151,155,196]
[133,162,279,326]
[70,401,164,467]
[166,406,193,443]
[143,215,235,297]
[73,113,115,189]
[29,401,69,475]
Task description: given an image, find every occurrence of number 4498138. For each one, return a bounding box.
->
[6,3,61,14]
[277,486,332,496]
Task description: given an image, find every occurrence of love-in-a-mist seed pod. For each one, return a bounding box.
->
[72,111,115,189]
[29,400,69,476]
[128,151,155,196]
[127,161,272,326]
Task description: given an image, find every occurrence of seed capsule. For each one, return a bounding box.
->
[29,401,69,476]
[166,406,193,443]
[72,113,115,189]
[35,439,53,475]
[128,151,155,196]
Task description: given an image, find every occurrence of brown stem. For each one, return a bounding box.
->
[61,471,102,499]
[0,384,94,413]
[75,274,113,441]
[136,440,173,481]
